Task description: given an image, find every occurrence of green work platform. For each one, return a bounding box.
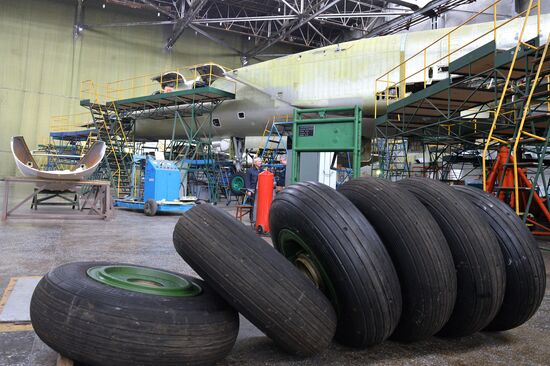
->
[374,37,548,142]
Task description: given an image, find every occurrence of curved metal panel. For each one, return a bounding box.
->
[11,136,106,181]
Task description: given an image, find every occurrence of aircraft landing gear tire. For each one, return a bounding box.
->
[454,186,546,331]
[173,204,336,356]
[338,176,457,342]
[30,262,239,366]
[270,181,402,348]
[397,177,506,337]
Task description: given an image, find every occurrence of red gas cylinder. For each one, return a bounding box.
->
[255,170,274,234]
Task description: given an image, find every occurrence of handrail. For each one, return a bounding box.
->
[481,0,544,214]
[374,0,541,119]
[90,84,124,195]
[80,62,236,104]
[50,112,93,133]
[510,33,550,213]
[256,114,292,159]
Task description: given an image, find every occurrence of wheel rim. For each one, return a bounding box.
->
[87,265,202,297]
[231,175,245,192]
[277,229,340,313]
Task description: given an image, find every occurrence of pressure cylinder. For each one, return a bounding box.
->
[255,170,274,234]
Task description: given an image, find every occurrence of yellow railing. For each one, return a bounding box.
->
[481,6,550,215]
[50,112,94,133]
[80,62,236,103]
[374,0,542,119]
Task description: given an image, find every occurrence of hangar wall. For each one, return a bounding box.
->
[0,0,257,177]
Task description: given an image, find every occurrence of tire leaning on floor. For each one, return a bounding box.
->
[172,204,337,356]
[30,262,239,366]
[397,177,506,337]
[269,181,402,348]
[338,177,457,341]
[454,186,547,331]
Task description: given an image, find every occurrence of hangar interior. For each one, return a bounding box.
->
[1,0,549,365]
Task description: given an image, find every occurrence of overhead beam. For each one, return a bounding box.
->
[165,0,209,49]
[73,0,85,39]
[83,20,176,28]
[193,12,412,24]
[246,0,342,57]
[189,24,243,56]
[366,0,474,37]
[385,0,420,11]
[138,0,175,19]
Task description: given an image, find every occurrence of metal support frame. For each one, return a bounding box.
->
[82,1,470,53]
[291,106,362,184]
[365,0,474,37]
[1,177,113,221]
[374,0,550,234]
[165,0,209,49]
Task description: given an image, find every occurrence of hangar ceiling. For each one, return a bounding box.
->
[77,0,476,62]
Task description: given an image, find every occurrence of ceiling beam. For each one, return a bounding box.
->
[138,0,176,19]
[193,11,412,24]
[73,0,85,39]
[245,0,342,58]
[189,24,243,55]
[165,0,209,49]
[366,0,474,37]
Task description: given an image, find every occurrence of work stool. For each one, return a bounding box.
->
[235,204,253,223]
[235,194,253,224]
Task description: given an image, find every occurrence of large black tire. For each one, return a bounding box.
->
[172,204,337,356]
[269,182,402,348]
[338,177,457,341]
[30,262,239,366]
[397,177,506,337]
[454,186,547,331]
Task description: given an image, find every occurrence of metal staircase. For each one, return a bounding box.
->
[81,82,134,197]
[257,115,292,163]
[376,137,410,181]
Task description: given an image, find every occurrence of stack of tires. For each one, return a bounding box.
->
[30,177,546,366]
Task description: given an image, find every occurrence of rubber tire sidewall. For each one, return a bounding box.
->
[30,261,239,366]
[455,186,547,331]
[339,177,457,341]
[270,181,402,347]
[397,177,506,337]
[173,204,337,356]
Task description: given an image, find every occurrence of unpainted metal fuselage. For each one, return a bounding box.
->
[134,14,549,141]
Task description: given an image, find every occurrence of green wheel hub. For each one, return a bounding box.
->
[231,175,245,192]
[87,265,202,297]
[277,229,340,313]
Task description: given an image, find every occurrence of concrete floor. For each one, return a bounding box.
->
[1,185,550,366]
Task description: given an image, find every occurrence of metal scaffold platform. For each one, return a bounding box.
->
[374,0,550,234]
[78,64,236,201]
